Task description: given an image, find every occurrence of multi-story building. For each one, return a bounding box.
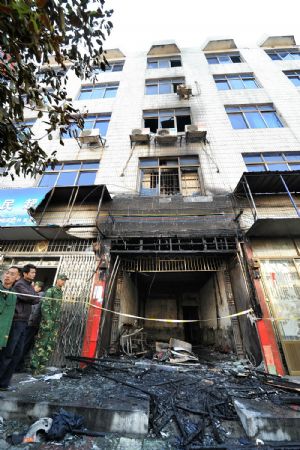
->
[1,36,300,375]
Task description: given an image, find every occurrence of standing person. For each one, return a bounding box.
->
[31,274,68,374]
[0,264,37,390]
[0,267,21,350]
[16,281,45,372]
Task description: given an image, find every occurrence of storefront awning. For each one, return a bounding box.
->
[0,225,75,241]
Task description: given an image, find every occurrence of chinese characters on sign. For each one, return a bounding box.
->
[0,188,50,227]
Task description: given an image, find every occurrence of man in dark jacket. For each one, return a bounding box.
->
[0,264,38,389]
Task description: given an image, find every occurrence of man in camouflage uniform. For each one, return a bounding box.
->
[30,274,68,374]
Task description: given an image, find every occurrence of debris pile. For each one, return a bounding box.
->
[154,338,199,364]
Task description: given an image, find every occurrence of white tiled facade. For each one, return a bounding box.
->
[3,38,300,200]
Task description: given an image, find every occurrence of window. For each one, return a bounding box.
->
[78,84,118,100]
[147,57,182,69]
[266,50,300,61]
[145,78,184,95]
[93,61,124,73]
[62,114,111,139]
[39,161,99,187]
[243,152,300,172]
[143,109,191,133]
[284,70,300,87]
[140,156,200,197]
[225,104,283,129]
[214,73,259,90]
[206,53,242,64]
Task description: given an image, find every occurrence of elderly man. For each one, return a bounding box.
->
[0,264,37,390]
[0,267,21,350]
[31,274,68,374]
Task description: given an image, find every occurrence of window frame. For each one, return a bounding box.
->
[139,156,201,197]
[143,108,191,133]
[145,78,185,95]
[214,73,260,90]
[62,113,111,139]
[225,104,284,129]
[284,70,300,87]
[266,50,300,61]
[38,161,99,188]
[243,152,300,172]
[93,61,124,73]
[147,56,182,69]
[206,53,243,64]
[78,83,119,100]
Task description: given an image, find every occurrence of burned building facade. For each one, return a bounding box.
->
[1,37,300,375]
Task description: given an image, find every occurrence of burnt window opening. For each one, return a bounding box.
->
[139,156,200,197]
[143,109,191,133]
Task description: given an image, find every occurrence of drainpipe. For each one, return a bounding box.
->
[243,242,285,376]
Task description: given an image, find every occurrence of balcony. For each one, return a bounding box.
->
[234,171,300,237]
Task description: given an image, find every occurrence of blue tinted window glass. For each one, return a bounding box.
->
[139,159,159,167]
[228,113,248,129]
[95,120,109,136]
[244,112,266,128]
[267,163,289,171]
[247,165,266,172]
[285,153,300,161]
[229,78,244,89]
[158,59,169,68]
[243,79,258,89]
[207,57,218,64]
[216,80,229,90]
[77,171,96,185]
[225,106,240,112]
[78,90,92,100]
[56,171,77,186]
[82,162,99,169]
[91,88,105,99]
[290,76,300,86]
[219,56,231,64]
[289,164,300,170]
[39,173,57,187]
[159,83,172,94]
[104,87,118,98]
[292,53,300,60]
[146,85,158,95]
[180,156,199,165]
[112,64,123,71]
[62,123,81,139]
[264,154,283,162]
[63,163,81,170]
[83,121,94,129]
[147,61,158,69]
[269,53,280,60]
[278,52,289,59]
[262,112,283,128]
[243,154,262,163]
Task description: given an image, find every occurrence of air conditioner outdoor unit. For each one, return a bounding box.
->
[177,84,192,100]
[130,128,150,144]
[185,124,207,142]
[155,128,178,145]
[79,128,101,144]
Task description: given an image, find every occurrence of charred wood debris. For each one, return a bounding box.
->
[66,341,300,450]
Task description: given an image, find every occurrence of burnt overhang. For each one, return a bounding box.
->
[234,171,300,195]
[246,218,300,237]
[0,225,74,241]
[36,184,111,208]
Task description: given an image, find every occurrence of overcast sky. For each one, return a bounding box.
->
[104,0,300,52]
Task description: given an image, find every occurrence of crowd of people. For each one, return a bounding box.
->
[0,264,68,390]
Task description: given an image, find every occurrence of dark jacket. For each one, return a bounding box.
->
[14,278,39,322]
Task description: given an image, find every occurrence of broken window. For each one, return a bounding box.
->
[147,57,182,69]
[93,61,124,73]
[206,53,242,64]
[143,108,191,133]
[78,83,119,100]
[139,156,200,197]
[145,78,185,95]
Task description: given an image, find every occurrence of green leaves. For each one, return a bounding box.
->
[0,0,113,178]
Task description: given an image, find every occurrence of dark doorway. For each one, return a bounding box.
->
[182,306,200,344]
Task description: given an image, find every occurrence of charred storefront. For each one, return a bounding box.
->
[97,194,262,364]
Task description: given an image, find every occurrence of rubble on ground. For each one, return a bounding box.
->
[1,346,300,449]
